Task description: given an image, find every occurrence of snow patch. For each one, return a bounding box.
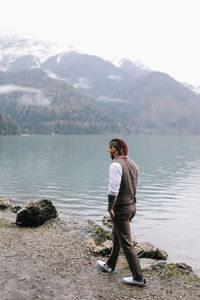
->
[109,57,122,67]
[193,86,200,94]
[111,57,151,71]
[56,53,63,64]
[0,34,75,71]
[182,82,200,95]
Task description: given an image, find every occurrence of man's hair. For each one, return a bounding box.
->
[109,138,128,156]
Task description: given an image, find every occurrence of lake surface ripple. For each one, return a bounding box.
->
[0,135,200,275]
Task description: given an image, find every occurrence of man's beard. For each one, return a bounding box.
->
[110,151,115,160]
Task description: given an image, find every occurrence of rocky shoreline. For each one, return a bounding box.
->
[0,197,200,300]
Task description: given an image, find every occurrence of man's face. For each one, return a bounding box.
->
[108,147,116,160]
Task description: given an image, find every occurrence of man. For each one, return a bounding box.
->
[97,138,146,287]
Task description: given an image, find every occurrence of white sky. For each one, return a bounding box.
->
[0,0,200,86]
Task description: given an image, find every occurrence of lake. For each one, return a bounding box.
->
[0,135,200,275]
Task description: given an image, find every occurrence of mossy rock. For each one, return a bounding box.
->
[167,263,195,278]
[102,216,113,228]
[88,220,111,244]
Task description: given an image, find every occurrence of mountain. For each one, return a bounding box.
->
[0,34,149,101]
[1,35,200,134]
[7,55,38,73]
[0,34,73,72]
[0,113,20,135]
[0,70,126,134]
[40,52,149,102]
[40,52,200,134]
[100,72,200,134]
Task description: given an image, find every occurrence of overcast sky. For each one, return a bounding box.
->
[0,0,200,86]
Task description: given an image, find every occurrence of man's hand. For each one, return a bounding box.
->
[109,209,115,219]
[108,194,116,219]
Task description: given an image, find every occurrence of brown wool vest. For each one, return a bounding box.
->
[114,156,138,206]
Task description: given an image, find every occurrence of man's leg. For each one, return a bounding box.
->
[113,218,143,281]
[106,226,121,270]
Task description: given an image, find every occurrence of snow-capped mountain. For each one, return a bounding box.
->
[1,34,200,135]
[0,34,151,104]
[0,34,75,71]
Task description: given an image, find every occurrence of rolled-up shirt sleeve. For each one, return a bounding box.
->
[108,162,122,196]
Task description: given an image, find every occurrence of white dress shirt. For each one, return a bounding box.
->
[108,162,122,196]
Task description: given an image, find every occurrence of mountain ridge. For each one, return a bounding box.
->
[1,35,200,135]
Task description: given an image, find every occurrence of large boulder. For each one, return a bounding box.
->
[0,197,12,209]
[16,199,58,227]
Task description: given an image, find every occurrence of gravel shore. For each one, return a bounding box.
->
[0,212,200,300]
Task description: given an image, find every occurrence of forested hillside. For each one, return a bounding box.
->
[99,72,200,134]
[0,70,127,135]
[0,113,20,135]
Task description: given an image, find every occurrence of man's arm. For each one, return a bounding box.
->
[107,162,122,218]
[107,194,116,219]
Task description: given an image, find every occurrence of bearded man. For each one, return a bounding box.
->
[97,138,146,287]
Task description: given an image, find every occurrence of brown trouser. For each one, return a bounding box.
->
[106,203,143,281]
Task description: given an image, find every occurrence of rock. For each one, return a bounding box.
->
[134,239,168,260]
[176,263,193,272]
[89,222,168,261]
[86,237,96,252]
[167,263,193,276]
[88,220,111,244]
[11,205,22,213]
[155,248,168,260]
[140,258,167,271]
[102,216,113,227]
[0,197,12,209]
[92,240,112,256]
[16,199,58,227]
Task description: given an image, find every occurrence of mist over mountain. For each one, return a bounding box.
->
[0,35,200,135]
[0,70,126,134]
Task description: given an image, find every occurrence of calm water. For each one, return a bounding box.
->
[0,135,200,275]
